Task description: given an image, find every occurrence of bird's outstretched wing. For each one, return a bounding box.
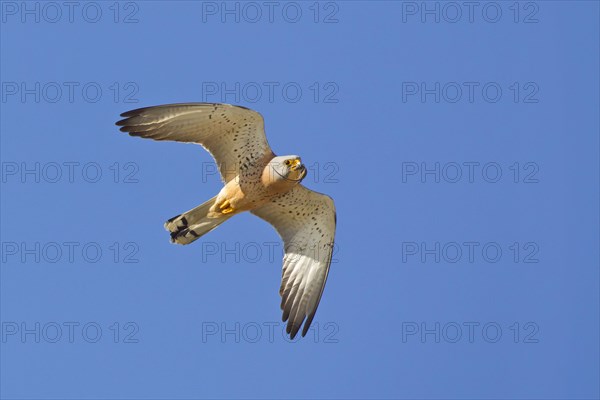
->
[116,103,273,182]
[251,185,336,339]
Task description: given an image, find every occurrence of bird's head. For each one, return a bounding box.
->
[267,155,307,184]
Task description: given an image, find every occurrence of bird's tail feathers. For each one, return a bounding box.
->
[165,196,232,245]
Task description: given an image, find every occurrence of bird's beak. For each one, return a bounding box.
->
[290,159,302,171]
[298,166,307,180]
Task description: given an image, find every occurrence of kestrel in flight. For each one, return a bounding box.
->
[116,103,336,339]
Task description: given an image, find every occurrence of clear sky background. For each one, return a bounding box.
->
[1,1,598,399]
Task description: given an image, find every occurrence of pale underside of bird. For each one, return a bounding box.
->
[116,103,336,339]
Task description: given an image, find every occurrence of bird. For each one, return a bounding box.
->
[116,103,336,339]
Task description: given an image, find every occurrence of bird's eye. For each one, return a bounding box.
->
[284,160,291,166]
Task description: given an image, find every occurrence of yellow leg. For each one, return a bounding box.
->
[219,200,230,210]
[218,199,235,214]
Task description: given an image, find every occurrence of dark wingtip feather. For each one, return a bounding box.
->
[118,125,139,133]
[289,324,301,340]
[117,124,146,137]
[302,314,316,337]
[119,106,149,118]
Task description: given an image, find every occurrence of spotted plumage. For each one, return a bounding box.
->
[116,103,336,339]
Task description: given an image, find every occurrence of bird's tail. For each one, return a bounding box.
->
[164,196,232,245]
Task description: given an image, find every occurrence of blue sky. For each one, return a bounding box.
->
[1,1,598,399]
